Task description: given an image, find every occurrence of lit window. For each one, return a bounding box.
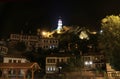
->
[89,61,93,65]
[52,45,54,48]
[85,61,88,65]
[48,67,50,71]
[53,67,55,71]
[50,46,52,49]
[50,67,52,71]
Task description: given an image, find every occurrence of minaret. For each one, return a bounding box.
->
[57,17,63,33]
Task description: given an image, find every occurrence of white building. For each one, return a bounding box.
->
[36,38,59,49]
[3,55,29,63]
[0,55,40,79]
[9,33,59,50]
[82,53,105,71]
[46,54,72,74]
[106,63,120,79]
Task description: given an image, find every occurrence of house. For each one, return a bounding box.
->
[82,52,106,71]
[0,39,8,55]
[3,55,29,63]
[0,54,40,79]
[36,38,59,49]
[106,63,120,79]
[0,46,8,55]
[46,53,73,74]
[9,33,59,50]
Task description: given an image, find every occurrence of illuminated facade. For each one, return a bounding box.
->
[36,38,58,49]
[9,34,59,50]
[3,55,29,63]
[82,53,105,71]
[1,55,40,79]
[46,54,71,74]
[106,63,120,78]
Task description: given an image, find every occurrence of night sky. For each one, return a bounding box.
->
[1,0,120,38]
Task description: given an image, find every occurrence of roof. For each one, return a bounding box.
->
[4,54,26,58]
[0,62,40,69]
[46,53,74,57]
[82,52,104,56]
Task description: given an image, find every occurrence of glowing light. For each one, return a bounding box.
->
[53,67,55,71]
[89,61,93,65]
[42,31,47,36]
[90,31,97,34]
[79,31,89,40]
[57,18,63,34]
[85,61,88,65]
[42,31,53,38]
[58,19,62,26]
[84,61,93,65]
[48,67,50,71]
[50,67,52,71]
[100,30,103,34]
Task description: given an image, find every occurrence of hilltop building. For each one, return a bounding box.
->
[9,33,59,50]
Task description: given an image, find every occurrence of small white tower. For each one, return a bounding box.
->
[57,18,63,33]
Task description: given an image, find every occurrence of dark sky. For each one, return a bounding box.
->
[1,0,120,38]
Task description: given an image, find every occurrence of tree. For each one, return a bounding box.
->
[99,15,120,70]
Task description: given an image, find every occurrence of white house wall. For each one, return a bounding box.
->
[3,57,28,63]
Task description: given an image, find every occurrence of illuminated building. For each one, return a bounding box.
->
[0,55,40,79]
[82,53,105,71]
[3,55,29,63]
[106,63,120,78]
[45,53,73,74]
[57,18,63,34]
[9,33,59,50]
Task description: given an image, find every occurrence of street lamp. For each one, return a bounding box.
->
[58,66,62,73]
[42,31,47,36]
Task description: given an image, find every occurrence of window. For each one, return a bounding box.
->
[56,40,58,43]
[57,59,59,63]
[47,67,55,71]
[18,60,21,63]
[84,57,90,61]
[53,67,55,71]
[46,46,48,48]
[9,59,12,63]
[13,60,16,63]
[47,59,55,63]
[61,59,64,62]
[47,67,50,71]
[47,59,50,63]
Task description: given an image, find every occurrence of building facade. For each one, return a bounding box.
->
[9,34,59,50]
[106,63,120,79]
[82,53,106,71]
[3,55,29,63]
[46,54,71,74]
